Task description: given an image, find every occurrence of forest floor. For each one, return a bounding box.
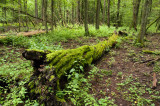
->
[0,33,160,105]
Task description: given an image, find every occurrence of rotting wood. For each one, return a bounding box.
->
[0,30,46,39]
[22,33,120,105]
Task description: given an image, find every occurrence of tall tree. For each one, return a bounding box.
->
[35,0,38,18]
[137,0,151,44]
[131,0,141,31]
[77,0,81,23]
[51,0,54,30]
[18,0,21,32]
[84,0,89,36]
[116,0,121,28]
[107,0,110,27]
[24,0,29,31]
[102,0,106,23]
[44,0,48,33]
[96,0,101,29]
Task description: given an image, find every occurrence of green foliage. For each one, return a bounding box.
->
[57,65,116,105]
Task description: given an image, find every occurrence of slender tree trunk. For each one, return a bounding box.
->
[116,0,121,28]
[18,0,21,32]
[102,0,106,23]
[41,0,45,24]
[107,0,110,27]
[81,0,85,24]
[137,0,151,44]
[35,0,38,18]
[51,0,54,30]
[44,0,48,33]
[72,3,74,25]
[77,0,81,23]
[84,0,89,36]
[131,0,141,31]
[24,0,29,31]
[96,0,101,29]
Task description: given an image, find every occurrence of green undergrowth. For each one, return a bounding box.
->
[0,25,137,50]
[0,46,38,105]
[57,65,116,106]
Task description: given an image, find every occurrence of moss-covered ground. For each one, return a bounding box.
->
[0,25,160,105]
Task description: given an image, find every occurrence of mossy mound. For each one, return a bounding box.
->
[23,34,119,105]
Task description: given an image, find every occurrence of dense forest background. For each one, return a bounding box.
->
[0,0,160,106]
[0,0,159,33]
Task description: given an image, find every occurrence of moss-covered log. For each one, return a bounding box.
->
[22,34,119,105]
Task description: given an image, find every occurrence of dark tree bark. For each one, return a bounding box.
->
[77,0,81,23]
[35,0,38,18]
[84,0,89,36]
[102,0,106,23]
[107,0,110,27]
[44,0,48,33]
[137,0,151,44]
[51,0,54,30]
[116,0,121,28]
[131,0,141,31]
[18,0,21,32]
[41,0,45,24]
[96,0,101,29]
[72,2,74,25]
[24,0,29,31]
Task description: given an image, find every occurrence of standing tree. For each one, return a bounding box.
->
[107,0,110,27]
[116,0,121,28]
[44,0,48,33]
[102,0,106,23]
[51,0,54,30]
[84,0,89,36]
[131,0,141,31]
[24,0,29,31]
[137,0,151,44]
[35,0,38,18]
[96,0,101,29]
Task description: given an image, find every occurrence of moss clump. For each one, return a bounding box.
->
[143,50,160,55]
[24,33,119,105]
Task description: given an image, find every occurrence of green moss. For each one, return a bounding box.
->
[49,75,55,82]
[143,50,160,55]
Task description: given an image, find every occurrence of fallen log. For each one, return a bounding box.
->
[0,30,46,39]
[22,33,119,105]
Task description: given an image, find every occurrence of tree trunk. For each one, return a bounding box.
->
[18,0,21,32]
[77,0,81,23]
[41,0,45,24]
[44,0,48,33]
[102,0,106,23]
[72,3,74,25]
[116,0,121,28]
[24,0,29,31]
[51,0,54,30]
[35,0,38,18]
[131,0,141,31]
[137,0,151,44]
[22,33,119,105]
[107,0,110,27]
[84,0,89,36]
[96,0,101,29]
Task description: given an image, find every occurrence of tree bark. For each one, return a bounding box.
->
[77,0,81,23]
[137,0,151,44]
[51,0,54,30]
[131,0,141,31]
[24,0,29,31]
[107,0,110,27]
[96,0,101,29]
[102,0,106,23]
[116,0,121,28]
[84,0,89,36]
[35,0,38,18]
[44,0,48,33]
[18,0,21,32]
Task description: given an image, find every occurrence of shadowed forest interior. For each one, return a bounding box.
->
[0,0,160,105]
